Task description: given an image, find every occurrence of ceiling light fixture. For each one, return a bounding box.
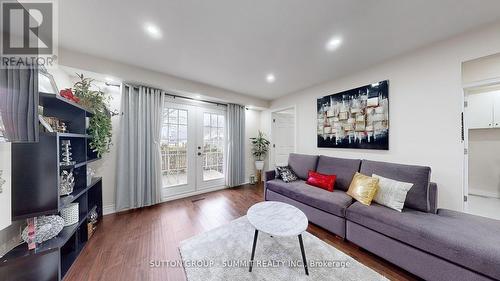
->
[326,36,342,51]
[144,23,162,39]
[266,73,276,83]
[194,94,201,99]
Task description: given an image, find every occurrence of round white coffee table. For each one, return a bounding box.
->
[247,201,309,275]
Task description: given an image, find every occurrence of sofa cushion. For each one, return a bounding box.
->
[266,179,353,217]
[360,160,431,212]
[315,156,361,191]
[346,202,500,280]
[288,153,319,180]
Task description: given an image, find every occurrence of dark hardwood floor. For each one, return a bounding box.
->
[65,183,420,281]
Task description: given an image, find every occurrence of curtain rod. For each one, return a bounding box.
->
[124,83,228,107]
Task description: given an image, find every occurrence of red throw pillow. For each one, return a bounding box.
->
[306,170,336,192]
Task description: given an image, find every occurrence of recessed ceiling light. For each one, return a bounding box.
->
[144,23,162,39]
[105,77,115,82]
[326,37,342,51]
[194,94,201,99]
[266,73,276,83]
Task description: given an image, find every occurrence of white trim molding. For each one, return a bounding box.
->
[103,204,117,215]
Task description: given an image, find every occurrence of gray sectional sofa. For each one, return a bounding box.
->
[264,153,500,281]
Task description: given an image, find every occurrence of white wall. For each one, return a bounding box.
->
[468,129,500,198]
[0,143,20,258]
[0,143,11,231]
[264,21,500,211]
[463,52,500,85]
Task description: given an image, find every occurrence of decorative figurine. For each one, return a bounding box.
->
[60,140,76,166]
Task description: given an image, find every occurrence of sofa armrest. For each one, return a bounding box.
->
[429,182,438,214]
[264,170,276,182]
[263,170,276,201]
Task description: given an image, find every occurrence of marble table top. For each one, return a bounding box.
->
[247,201,308,237]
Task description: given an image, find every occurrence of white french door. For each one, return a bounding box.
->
[161,101,226,198]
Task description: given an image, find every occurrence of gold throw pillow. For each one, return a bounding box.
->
[347,172,379,206]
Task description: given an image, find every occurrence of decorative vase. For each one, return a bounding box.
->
[59,170,75,196]
[87,168,95,185]
[255,160,264,170]
[60,203,79,226]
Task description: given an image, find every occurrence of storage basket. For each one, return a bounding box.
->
[60,203,79,226]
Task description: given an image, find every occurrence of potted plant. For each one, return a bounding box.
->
[250,131,270,170]
[73,74,113,158]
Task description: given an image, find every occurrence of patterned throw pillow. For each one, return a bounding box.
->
[346,172,379,206]
[276,166,298,183]
[372,174,413,212]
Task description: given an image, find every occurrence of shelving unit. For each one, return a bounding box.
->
[0,92,103,281]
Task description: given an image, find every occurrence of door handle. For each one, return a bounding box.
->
[197,152,202,156]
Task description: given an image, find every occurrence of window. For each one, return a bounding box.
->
[161,108,188,187]
[202,113,224,181]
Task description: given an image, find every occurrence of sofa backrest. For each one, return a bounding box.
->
[359,159,431,212]
[288,153,319,180]
[316,156,361,191]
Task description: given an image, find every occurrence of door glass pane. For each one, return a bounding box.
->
[202,112,225,181]
[179,110,187,125]
[162,107,188,187]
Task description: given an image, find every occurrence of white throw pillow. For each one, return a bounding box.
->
[372,174,413,212]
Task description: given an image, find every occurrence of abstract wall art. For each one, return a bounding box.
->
[317,80,389,150]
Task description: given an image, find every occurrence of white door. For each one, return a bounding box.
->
[161,102,226,198]
[466,92,495,129]
[272,111,295,168]
[196,108,226,189]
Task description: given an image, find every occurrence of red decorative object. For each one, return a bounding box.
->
[26,217,36,250]
[306,170,336,192]
[60,88,80,103]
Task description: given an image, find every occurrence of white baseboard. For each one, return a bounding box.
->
[469,189,500,198]
[103,204,116,215]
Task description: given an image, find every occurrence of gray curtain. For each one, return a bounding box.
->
[226,104,246,187]
[0,66,38,142]
[115,84,165,211]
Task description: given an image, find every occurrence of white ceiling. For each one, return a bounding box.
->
[59,0,500,101]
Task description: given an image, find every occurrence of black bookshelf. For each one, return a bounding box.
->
[0,92,103,281]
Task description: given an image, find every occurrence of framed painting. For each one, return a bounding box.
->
[317,80,389,150]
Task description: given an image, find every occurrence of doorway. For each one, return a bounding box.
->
[463,85,500,221]
[161,100,226,198]
[271,107,296,169]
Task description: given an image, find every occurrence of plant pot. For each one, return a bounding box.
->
[255,160,265,170]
